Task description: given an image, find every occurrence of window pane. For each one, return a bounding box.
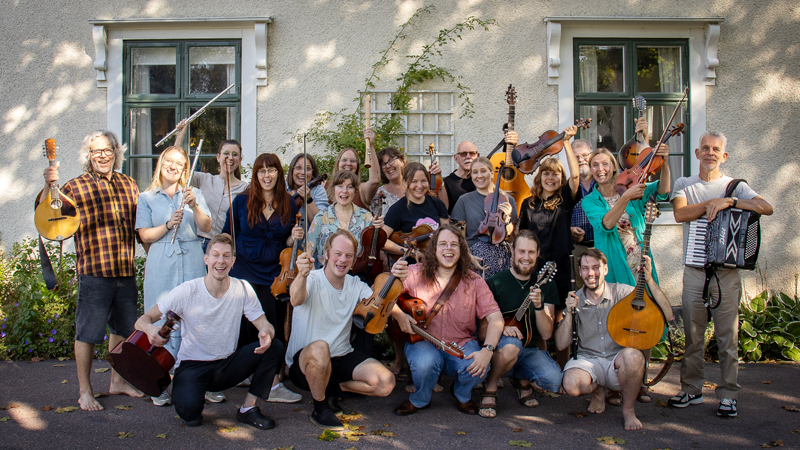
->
[188,106,238,174]
[645,104,686,190]
[130,47,176,95]
[189,46,237,95]
[129,107,175,189]
[637,47,682,93]
[577,105,627,154]
[578,46,624,93]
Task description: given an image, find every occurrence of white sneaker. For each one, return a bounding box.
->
[267,382,302,403]
[152,391,172,406]
[205,391,226,403]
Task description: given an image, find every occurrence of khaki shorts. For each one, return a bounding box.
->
[564,352,622,391]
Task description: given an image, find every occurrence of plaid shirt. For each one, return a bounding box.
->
[570,180,596,246]
[60,171,138,277]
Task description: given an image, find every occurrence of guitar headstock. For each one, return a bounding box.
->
[43,138,57,161]
[535,261,557,287]
[575,118,592,130]
[644,198,661,224]
[633,95,647,112]
[506,84,517,106]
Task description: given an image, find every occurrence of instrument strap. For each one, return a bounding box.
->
[38,236,59,291]
[485,137,507,159]
[422,271,462,329]
[644,326,676,387]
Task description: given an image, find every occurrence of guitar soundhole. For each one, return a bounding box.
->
[502,166,515,181]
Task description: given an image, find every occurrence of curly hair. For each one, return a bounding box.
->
[530,156,567,211]
[419,224,476,286]
[78,130,127,173]
[246,153,291,227]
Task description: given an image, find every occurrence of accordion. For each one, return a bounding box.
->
[685,208,761,270]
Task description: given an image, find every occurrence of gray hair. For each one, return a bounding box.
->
[78,130,127,173]
[571,139,593,152]
[699,130,728,153]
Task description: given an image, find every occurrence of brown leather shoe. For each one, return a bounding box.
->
[456,399,478,415]
[394,400,430,416]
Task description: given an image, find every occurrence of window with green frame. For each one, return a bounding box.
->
[574,39,689,191]
[123,40,241,189]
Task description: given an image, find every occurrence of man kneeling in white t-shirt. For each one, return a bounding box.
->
[287,229,408,430]
[135,233,284,429]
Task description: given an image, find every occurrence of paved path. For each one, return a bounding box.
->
[1,359,799,449]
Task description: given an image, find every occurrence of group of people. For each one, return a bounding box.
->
[39,116,771,433]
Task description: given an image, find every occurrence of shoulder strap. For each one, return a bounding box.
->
[38,236,59,291]
[724,179,747,198]
[422,271,462,329]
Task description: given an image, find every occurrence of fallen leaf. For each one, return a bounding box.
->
[0,404,19,410]
[703,381,717,389]
[595,435,625,445]
[762,381,771,384]
[344,424,365,431]
[275,447,294,450]
[782,405,800,412]
[760,440,784,448]
[345,447,356,450]
[61,380,68,384]
[155,434,167,438]
[456,431,466,435]
[570,411,588,417]
[218,426,238,433]
[337,412,363,423]
[174,415,181,420]
[344,435,359,442]
[542,392,560,397]
[0,417,10,422]
[384,423,391,427]
[115,432,135,439]
[40,406,53,411]
[512,427,523,432]
[115,405,132,410]
[93,393,106,398]
[52,364,65,367]
[790,429,800,434]
[57,357,68,361]
[31,357,44,362]
[318,429,340,441]
[292,408,302,411]
[655,398,668,407]
[509,440,533,448]
[94,368,110,373]
[55,406,78,413]
[371,430,396,437]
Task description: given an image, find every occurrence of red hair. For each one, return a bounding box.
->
[247,153,291,227]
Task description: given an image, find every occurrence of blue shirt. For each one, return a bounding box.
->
[570,180,596,245]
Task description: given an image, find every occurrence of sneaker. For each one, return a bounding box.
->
[237,377,252,387]
[717,398,737,418]
[152,391,172,406]
[267,382,302,403]
[236,406,275,430]
[205,391,226,403]
[310,408,344,430]
[667,391,703,408]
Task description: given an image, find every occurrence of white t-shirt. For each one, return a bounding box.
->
[158,277,265,365]
[285,269,373,367]
[671,174,759,254]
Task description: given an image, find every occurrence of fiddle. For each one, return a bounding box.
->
[617,96,648,170]
[428,143,442,196]
[388,223,434,254]
[477,162,509,245]
[352,243,415,334]
[352,191,388,283]
[291,173,328,209]
[514,119,592,174]
[614,123,684,195]
[271,212,303,302]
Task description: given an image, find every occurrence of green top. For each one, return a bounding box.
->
[486,268,560,348]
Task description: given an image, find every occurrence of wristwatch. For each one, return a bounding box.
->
[731,197,738,208]
[482,344,495,352]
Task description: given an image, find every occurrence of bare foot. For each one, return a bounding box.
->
[405,384,417,393]
[433,383,444,393]
[389,361,406,376]
[109,381,145,398]
[78,391,104,411]
[588,386,606,414]
[623,409,643,430]
[478,392,497,418]
[531,382,546,394]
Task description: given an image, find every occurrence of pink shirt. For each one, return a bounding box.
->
[402,264,499,347]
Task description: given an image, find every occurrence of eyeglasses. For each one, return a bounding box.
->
[436,242,459,249]
[575,153,591,160]
[163,157,186,169]
[457,151,477,158]
[257,168,279,176]
[90,148,114,157]
[381,157,399,169]
[221,151,240,158]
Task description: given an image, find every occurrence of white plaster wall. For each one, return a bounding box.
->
[1,1,798,303]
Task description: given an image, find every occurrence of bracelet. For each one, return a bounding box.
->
[533,303,544,311]
[165,221,172,230]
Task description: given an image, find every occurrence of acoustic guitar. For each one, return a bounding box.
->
[35,139,80,241]
[606,199,666,350]
[386,292,465,359]
[489,85,530,214]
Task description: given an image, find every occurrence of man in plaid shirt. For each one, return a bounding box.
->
[40,130,144,410]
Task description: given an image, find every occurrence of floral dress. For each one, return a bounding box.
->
[306,204,374,267]
[602,193,641,273]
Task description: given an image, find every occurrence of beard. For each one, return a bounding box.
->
[512,259,535,277]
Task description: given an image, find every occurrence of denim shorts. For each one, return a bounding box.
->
[75,275,138,344]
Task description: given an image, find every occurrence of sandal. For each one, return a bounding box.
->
[478,390,497,418]
[637,386,652,403]
[606,389,622,406]
[509,377,539,408]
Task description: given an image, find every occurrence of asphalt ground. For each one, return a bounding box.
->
[1,359,799,449]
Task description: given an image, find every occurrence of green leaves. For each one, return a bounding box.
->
[509,440,532,447]
[737,291,800,362]
[318,429,340,441]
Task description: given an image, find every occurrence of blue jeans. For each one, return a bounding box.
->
[497,335,563,392]
[405,339,486,408]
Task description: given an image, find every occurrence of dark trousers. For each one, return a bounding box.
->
[172,340,285,421]
[239,284,287,347]
[350,326,375,358]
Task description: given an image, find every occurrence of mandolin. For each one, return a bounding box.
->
[352,191,387,283]
[271,213,303,302]
[428,143,443,197]
[489,85,530,214]
[386,292,465,358]
[352,244,414,334]
[514,119,592,174]
[606,199,666,350]
[35,139,80,241]
[477,162,510,245]
[617,96,648,170]
[614,123,684,195]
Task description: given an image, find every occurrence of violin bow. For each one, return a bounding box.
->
[642,86,689,175]
[302,134,309,249]
[225,147,236,256]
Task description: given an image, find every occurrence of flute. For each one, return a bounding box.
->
[155,84,234,147]
[170,139,203,244]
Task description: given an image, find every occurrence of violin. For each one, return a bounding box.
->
[271,212,303,302]
[291,174,328,209]
[477,162,509,245]
[388,223,434,254]
[489,85,530,213]
[35,139,80,241]
[614,123,684,195]
[107,311,181,397]
[352,244,415,334]
[617,96,648,170]
[428,143,442,196]
[514,119,592,174]
[352,192,388,283]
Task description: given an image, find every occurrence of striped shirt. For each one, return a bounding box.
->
[60,171,139,277]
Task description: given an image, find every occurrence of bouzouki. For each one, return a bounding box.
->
[35,139,80,241]
[386,292,465,358]
[107,311,182,397]
[489,85,530,214]
[352,244,415,334]
[352,191,388,283]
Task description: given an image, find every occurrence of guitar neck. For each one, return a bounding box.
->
[48,159,61,201]
[514,280,544,322]
[634,222,653,298]
[505,105,516,165]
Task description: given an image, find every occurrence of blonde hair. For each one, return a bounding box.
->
[531,157,567,211]
[588,148,619,182]
[145,146,189,192]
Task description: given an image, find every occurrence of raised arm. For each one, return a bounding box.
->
[360,128,381,206]
[562,126,580,196]
[289,252,313,306]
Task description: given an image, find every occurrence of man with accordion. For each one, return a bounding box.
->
[667,131,772,418]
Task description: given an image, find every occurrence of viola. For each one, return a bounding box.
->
[477,163,510,245]
[291,174,328,209]
[386,292,465,359]
[614,123,684,195]
[107,311,181,397]
[34,139,80,241]
[514,118,592,174]
[271,213,303,302]
[489,85,530,213]
[428,143,443,197]
[617,95,648,170]
[606,200,666,349]
[352,192,387,283]
[388,223,434,254]
[352,244,414,334]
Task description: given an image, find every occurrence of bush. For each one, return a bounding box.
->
[0,238,145,360]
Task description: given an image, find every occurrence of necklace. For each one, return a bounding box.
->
[511,273,531,290]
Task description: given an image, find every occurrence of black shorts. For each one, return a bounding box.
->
[75,275,138,344]
[288,348,371,392]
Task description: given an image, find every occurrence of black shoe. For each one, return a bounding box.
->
[180,416,203,427]
[236,406,276,430]
[327,395,342,413]
[310,408,344,430]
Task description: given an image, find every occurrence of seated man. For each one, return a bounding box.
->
[392,225,504,416]
[287,229,406,430]
[482,230,563,418]
[556,248,670,431]
[135,234,284,429]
